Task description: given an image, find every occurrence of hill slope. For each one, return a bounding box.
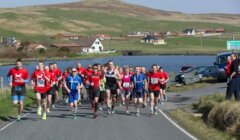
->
[0,0,239,41]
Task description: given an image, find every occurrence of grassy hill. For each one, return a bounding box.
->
[0,0,239,41]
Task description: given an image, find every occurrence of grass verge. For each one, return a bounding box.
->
[170,109,236,140]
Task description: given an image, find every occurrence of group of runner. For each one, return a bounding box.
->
[7,59,169,120]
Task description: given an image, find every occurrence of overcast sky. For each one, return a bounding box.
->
[0,0,239,14]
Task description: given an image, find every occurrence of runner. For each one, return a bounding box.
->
[64,67,83,119]
[99,65,106,111]
[7,59,29,121]
[84,65,93,104]
[148,64,161,115]
[121,66,132,114]
[159,66,169,103]
[49,63,58,109]
[44,65,53,114]
[141,66,149,108]
[61,68,71,103]
[76,62,86,106]
[52,62,62,106]
[105,60,119,115]
[131,66,146,117]
[87,64,102,118]
[31,61,49,120]
[117,66,123,106]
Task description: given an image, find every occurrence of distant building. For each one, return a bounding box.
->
[95,34,111,40]
[27,44,46,51]
[0,37,18,47]
[141,35,166,45]
[49,33,80,40]
[215,28,225,33]
[183,29,195,36]
[128,31,149,37]
[51,37,104,53]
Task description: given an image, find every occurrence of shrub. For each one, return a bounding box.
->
[208,101,240,135]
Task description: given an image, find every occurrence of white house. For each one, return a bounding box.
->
[80,37,104,53]
[28,44,46,51]
[183,29,195,36]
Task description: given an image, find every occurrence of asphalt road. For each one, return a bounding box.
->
[0,83,226,140]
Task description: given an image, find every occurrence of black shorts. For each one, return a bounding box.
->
[56,84,60,92]
[11,86,26,96]
[46,89,51,95]
[89,88,100,100]
[50,85,57,95]
[99,91,106,103]
[106,85,117,95]
[133,89,144,98]
[122,90,131,97]
[160,84,166,90]
[149,90,160,97]
[41,93,47,99]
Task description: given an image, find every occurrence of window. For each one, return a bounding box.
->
[92,46,95,50]
[95,42,99,44]
[99,46,102,51]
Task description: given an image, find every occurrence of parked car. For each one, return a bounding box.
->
[180,65,195,73]
[195,65,219,78]
[175,68,200,85]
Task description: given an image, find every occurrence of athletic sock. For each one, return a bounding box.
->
[94,102,98,113]
[74,107,77,114]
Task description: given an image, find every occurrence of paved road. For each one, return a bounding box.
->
[0,83,226,140]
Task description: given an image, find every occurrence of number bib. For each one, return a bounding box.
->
[151,78,158,84]
[123,82,130,88]
[37,79,45,87]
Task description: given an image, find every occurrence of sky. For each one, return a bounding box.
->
[0,0,240,14]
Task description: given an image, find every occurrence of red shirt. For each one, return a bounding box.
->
[61,72,70,86]
[159,71,169,85]
[148,71,161,91]
[31,69,48,94]
[8,67,29,87]
[49,70,58,83]
[77,67,86,77]
[89,73,101,89]
[226,61,232,77]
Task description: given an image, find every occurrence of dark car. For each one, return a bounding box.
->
[175,68,200,85]
[195,65,219,78]
[180,65,195,73]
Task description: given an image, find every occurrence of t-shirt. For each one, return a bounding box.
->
[77,67,86,78]
[65,74,82,93]
[148,72,161,91]
[89,73,101,89]
[130,73,145,90]
[105,70,118,87]
[7,67,29,87]
[159,71,169,85]
[31,69,48,94]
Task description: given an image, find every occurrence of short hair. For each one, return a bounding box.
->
[152,64,157,68]
[92,63,98,68]
[16,59,22,63]
[232,53,238,59]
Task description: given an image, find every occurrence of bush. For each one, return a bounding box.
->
[193,93,225,118]
[208,101,240,135]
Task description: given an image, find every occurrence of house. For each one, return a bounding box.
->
[95,34,111,40]
[0,37,18,47]
[215,28,225,33]
[27,44,46,51]
[141,35,166,45]
[49,33,80,40]
[127,31,149,37]
[183,29,195,36]
[51,37,104,53]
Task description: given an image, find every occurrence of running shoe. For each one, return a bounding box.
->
[93,114,98,119]
[47,108,51,114]
[73,113,77,120]
[154,110,158,115]
[17,115,21,121]
[99,106,103,111]
[65,98,69,104]
[107,109,111,115]
[136,112,140,117]
[150,110,154,115]
[78,102,82,106]
[37,107,42,116]
[126,110,130,114]
[111,109,115,115]
[52,104,56,109]
[42,113,47,120]
[122,102,125,106]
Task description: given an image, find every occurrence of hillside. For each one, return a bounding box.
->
[0,0,239,41]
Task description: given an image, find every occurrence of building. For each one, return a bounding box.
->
[95,34,111,40]
[51,37,104,53]
[27,44,46,51]
[183,29,195,36]
[127,31,149,37]
[141,35,166,45]
[215,28,225,33]
[49,33,80,40]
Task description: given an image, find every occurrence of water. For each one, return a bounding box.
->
[0,55,215,85]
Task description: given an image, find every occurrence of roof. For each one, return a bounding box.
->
[215,28,225,32]
[28,44,46,50]
[183,29,194,33]
[142,35,163,40]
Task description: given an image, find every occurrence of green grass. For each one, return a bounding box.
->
[0,89,36,118]
[170,109,236,140]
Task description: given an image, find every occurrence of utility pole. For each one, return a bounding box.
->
[200,34,203,47]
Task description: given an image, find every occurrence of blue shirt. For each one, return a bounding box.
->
[131,73,145,90]
[66,74,82,93]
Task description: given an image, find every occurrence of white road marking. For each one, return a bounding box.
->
[0,113,30,132]
[158,109,198,140]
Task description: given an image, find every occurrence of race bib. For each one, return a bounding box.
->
[15,86,22,91]
[123,82,130,88]
[37,79,45,87]
[151,78,158,84]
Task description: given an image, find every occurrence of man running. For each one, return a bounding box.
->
[131,66,146,117]
[76,62,86,106]
[64,67,83,119]
[105,60,119,115]
[148,64,161,115]
[52,62,62,106]
[31,61,49,120]
[7,59,29,121]
[87,64,102,118]
[49,63,58,109]
[141,67,149,108]
[159,67,169,103]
